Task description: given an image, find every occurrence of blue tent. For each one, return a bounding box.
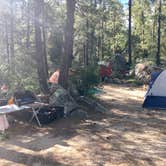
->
[143,70,166,109]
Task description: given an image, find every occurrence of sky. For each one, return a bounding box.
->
[119,0,128,6]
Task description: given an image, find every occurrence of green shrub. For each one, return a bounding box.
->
[71,65,100,95]
[111,54,128,78]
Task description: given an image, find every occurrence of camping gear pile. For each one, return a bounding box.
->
[13,88,66,125]
[0,80,87,130]
[0,86,66,130]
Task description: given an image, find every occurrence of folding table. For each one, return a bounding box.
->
[0,104,30,131]
[0,103,46,128]
[26,102,48,127]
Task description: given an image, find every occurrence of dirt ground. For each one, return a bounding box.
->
[0,84,166,166]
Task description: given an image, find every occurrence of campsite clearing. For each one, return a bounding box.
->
[0,84,166,166]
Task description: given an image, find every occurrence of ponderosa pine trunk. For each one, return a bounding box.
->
[156,0,161,66]
[26,0,30,49]
[85,18,89,66]
[10,0,15,69]
[5,18,10,66]
[128,0,132,65]
[59,0,76,89]
[34,0,49,93]
[41,0,48,79]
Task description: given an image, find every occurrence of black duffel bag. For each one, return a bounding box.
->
[51,106,64,119]
[37,106,64,125]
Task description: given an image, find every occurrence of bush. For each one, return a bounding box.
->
[71,65,100,95]
[111,53,128,78]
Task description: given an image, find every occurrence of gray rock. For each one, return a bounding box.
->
[68,81,80,98]
[64,102,78,115]
[49,84,78,114]
[135,63,152,84]
[113,78,122,84]
[69,109,88,119]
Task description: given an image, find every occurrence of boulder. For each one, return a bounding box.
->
[68,81,80,98]
[69,109,88,119]
[135,63,152,84]
[49,84,78,115]
[112,78,122,84]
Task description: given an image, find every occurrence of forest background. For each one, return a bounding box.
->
[0,0,165,94]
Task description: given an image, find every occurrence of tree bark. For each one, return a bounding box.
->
[59,0,76,89]
[83,43,87,66]
[85,18,89,65]
[128,0,132,65]
[34,0,49,93]
[156,0,161,66]
[10,0,15,69]
[5,19,10,66]
[101,19,104,59]
[26,0,30,49]
[41,0,49,78]
[89,0,96,63]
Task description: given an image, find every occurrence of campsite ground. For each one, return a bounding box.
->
[0,84,166,166]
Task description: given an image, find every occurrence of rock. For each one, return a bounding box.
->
[49,84,78,115]
[113,78,122,84]
[69,109,88,119]
[108,78,114,83]
[64,102,78,115]
[135,63,152,84]
[68,82,80,98]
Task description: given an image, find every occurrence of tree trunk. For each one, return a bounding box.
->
[26,0,30,49]
[97,36,100,60]
[89,0,96,63]
[141,9,146,58]
[59,0,76,89]
[101,19,104,59]
[5,19,10,66]
[156,0,161,66]
[113,13,116,54]
[152,6,157,42]
[83,43,88,66]
[10,0,15,69]
[34,0,49,93]
[41,0,48,78]
[128,0,132,65]
[42,26,49,79]
[85,18,89,65]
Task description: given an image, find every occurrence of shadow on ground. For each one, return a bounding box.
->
[0,84,165,166]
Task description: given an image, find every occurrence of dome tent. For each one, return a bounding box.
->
[143,70,166,109]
